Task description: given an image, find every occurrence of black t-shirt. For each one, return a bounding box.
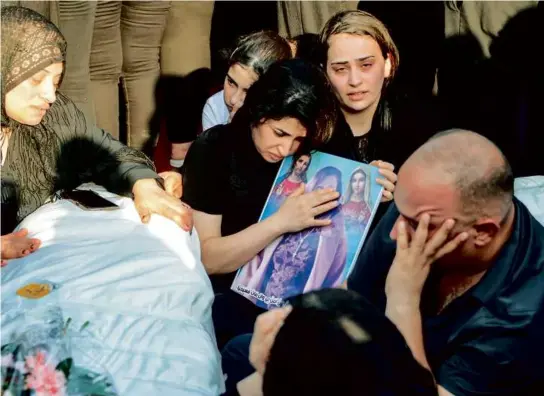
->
[348,198,544,395]
[182,124,281,290]
[323,96,448,170]
[183,123,280,236]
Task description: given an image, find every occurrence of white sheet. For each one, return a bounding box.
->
[1,185,224,395]
[514,176,544,226]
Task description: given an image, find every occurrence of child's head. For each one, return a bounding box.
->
[223,31,292,119]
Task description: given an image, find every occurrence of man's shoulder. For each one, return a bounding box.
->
[477,199,544,312]
[433,205,544,395]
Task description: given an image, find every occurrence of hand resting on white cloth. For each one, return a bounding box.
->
[1,184,225,396]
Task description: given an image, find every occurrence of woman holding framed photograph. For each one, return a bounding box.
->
[182,59,339,346]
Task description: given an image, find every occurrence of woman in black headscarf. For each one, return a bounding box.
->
[0,6,192,265]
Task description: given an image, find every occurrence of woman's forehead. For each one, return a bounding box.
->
[327,33,381,60]
[37,62,64,76]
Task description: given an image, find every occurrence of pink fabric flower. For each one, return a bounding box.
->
[25,350,47,370]
[24,350,67,396]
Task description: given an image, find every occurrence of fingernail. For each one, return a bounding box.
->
[399,221,405,230]
[461,232,469,240]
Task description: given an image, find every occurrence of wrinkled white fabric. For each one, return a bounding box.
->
[1,184,224,395]
[514,176,544,226]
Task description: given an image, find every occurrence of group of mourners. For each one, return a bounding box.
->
[1,5,543,396]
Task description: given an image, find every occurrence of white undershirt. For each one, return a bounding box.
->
[202,90,230,132]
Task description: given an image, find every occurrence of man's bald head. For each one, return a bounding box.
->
[401,129,514,220]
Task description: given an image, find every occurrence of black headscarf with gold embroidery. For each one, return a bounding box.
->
[1,6,66,125]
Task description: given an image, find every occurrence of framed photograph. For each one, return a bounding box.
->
[232,151,383,309]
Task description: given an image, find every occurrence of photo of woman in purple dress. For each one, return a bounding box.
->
[236,166,347,309]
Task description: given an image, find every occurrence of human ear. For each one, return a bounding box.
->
[384,55,392,79]
[472,219,501,247]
